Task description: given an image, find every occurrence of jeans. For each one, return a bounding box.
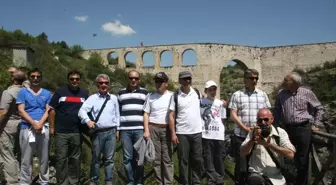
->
[177,133,203,185]
[120,129,144,185]
[90,128,117,185]
[55,133,81,185]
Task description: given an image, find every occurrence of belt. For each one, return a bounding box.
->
[149,123,169,128]
[95,127,115,133]
[286,120,310,127]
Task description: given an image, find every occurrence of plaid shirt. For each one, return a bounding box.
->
[228,88,271,138]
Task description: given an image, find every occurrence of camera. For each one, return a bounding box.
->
[258,124,271,138]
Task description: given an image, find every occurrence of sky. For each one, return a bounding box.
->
[1,0,336,66]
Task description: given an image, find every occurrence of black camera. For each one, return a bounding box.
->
[258,124,271,138]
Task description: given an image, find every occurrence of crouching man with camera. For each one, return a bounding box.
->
[240,108,295,185]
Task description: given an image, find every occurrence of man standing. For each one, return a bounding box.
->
[168,71,203,185]
[117,70,148,185]
[228,69,271,185]
[0,70,25,185]
[78,74,120,185]
[7,67,30,88]
[16,68,52,185]
[143,72,174,185]
[274,72,324,185]
[49,70,89,185]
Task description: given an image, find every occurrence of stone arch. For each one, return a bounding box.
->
[220,59,248,100]
[160,50,173,67]
[107,51,118,65]
[142,51,154,68]
[182,49,197,66]
[124,51,136,68]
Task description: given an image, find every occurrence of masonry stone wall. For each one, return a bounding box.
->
[82,42,336,97]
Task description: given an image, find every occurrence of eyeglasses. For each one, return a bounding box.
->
[257,118,269,123]
[129,77,139,81]
[30,75,41,79]
[247,77,259,81]
[69,78,80,81]
[98,81,109,85]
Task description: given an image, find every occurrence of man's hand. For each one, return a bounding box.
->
[143,131,150,140]
[221,99,227,108]
[252,126,261,141]
[312,125,320,132]
[244,126,254,133]
[32,121,42,130]
[255,136,271,147]
[87,121,95,128]
[171,133,179,145]
[50,128,54,136]
[116,131,120,142]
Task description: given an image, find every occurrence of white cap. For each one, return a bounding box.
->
[205,80,217,88]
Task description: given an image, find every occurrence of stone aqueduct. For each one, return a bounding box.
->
[82,42,336,96]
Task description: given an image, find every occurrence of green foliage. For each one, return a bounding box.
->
[0,48,12,90]
[220,65,245,100]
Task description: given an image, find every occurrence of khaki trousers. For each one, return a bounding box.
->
[0,130,19,185]
[149,124,174,185]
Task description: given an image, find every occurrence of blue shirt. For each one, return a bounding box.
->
[16,88,52,129]
[78,92,120,128]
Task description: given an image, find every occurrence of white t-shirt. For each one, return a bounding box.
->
[169,88,202,134]
[201,98,226,140]
[143,91,173,124]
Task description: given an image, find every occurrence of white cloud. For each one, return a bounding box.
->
[102,20,136,36]
[74,16,88,22]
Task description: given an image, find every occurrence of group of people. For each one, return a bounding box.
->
[0,66,324,185]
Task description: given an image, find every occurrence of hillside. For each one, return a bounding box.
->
[0,29,175,94]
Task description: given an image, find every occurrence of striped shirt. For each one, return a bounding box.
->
[118,87,148,130]
[274,87,324,126]
[228,88,271,138]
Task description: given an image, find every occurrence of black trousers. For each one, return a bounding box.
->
[202,138,225,185]
[177,133,203,185]
[285,123,311,185]
[246,173,273,185]
[232,135,247,185]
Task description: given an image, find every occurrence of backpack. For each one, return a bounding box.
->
[173,87,201,116]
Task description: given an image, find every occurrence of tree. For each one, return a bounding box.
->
[37,32,48,44]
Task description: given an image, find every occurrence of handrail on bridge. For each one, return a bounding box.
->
[310,130,336,185]
[30,129,336,185]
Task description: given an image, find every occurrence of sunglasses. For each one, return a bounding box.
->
[98,81,109,85]
[69,78,80,81]
[180,77,192,81]
[257,118,269,123]
[155,78,166,82]
[129,77,139,81]
[247,77,259,81]
[30,75,41,79]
